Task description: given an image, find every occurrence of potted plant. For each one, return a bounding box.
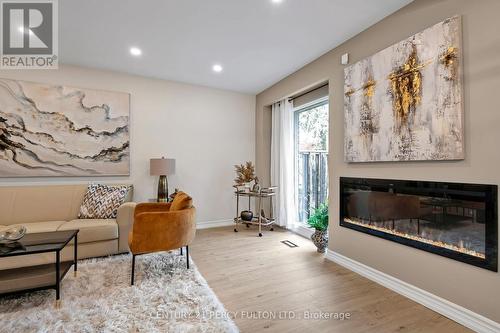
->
[307,203,329,253]
[234,161,257,191]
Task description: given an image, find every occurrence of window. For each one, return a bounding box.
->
[294,98,329,223]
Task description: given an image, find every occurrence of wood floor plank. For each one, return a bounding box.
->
[190,226,471,333]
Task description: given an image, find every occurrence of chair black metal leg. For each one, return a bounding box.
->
[131,255,136,285]
[186,246,189,269]
[180,247,183,255]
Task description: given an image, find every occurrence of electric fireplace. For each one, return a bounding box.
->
[340,177,498,271]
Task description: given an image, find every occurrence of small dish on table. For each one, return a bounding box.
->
[0,225,26,244]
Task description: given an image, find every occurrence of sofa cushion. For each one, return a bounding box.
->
[170,192,193,211]
[0,240,119,270]
[58,219,118,243]
[10,221,66,233]
[78,184,131,219]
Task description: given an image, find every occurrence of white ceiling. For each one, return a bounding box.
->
[60,0,413,94]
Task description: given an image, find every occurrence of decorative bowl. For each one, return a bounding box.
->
[0,226,26,244]
[240,210,254,222]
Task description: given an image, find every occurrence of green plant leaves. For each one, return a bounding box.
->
[307,202,329,231]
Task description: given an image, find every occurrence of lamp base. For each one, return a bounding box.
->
[157,175,169,202]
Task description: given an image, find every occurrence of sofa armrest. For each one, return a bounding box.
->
[116,202,137,253]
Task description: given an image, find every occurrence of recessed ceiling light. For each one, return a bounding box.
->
[271,0,283,4]
[212,64,223,73]
[130,47,142,56]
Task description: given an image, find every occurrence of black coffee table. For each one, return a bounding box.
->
[0,230,78,303]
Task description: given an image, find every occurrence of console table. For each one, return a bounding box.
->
[420,198,470,223]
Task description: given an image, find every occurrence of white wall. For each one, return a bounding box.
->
[0,65,256,226]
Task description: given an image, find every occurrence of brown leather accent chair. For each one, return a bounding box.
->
[128,192,196,285]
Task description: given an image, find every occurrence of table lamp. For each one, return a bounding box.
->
[150,157,176,202]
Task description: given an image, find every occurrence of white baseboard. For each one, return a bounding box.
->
[325,250,500,333]
[196,219,234,230]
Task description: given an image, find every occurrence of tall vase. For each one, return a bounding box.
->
[311,229,328,253]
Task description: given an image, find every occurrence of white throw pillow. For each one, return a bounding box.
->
[78,183,130,219]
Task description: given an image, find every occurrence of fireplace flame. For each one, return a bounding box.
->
[344,218,486,259]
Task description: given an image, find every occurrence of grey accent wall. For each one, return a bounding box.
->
[291,84,329,108]
[255,0,500,322]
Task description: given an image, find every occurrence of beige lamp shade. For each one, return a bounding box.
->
[150,158,176,176]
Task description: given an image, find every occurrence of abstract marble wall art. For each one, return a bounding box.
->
[344,16,463,162]
[0,79,130,176]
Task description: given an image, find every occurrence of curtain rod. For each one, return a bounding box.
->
[288,83,328,102]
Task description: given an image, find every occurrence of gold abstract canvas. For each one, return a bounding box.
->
[0,79,130,176]
[344,16,463,162]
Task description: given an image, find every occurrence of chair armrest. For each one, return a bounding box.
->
[134,202,171,217]
[129,207,196,254]
[116,202,137,253]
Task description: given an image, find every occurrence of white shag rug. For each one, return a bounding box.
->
[0,252,238,333]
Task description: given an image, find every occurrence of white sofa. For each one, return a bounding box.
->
[0,184,136,270]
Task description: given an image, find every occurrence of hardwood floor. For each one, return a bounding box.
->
[190,226,471,333]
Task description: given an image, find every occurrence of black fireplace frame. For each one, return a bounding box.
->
[340,177,498,272]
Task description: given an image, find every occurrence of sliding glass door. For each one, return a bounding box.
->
[294,98,329,224]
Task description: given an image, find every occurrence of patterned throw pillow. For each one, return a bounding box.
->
[78,184,131,219]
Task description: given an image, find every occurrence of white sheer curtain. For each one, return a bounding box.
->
[270,99,295,228]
